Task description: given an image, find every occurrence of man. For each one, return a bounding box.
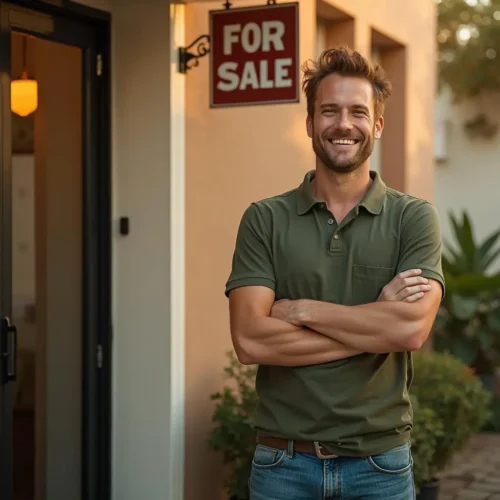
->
[225,46,444,500]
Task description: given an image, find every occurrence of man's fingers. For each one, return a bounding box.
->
[401,276,429,287]
[397,284,431,299]
[398,284,432,302]
[403,292,425,303]
[379,270,430,302]
[397,269,422,280]
[393,276,428,295]
[384,275,428,298]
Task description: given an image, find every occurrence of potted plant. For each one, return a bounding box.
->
[208,350,258,500]
[433,211,500,386]
[410,351,491,498]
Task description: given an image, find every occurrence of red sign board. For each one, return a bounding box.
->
[209,3,299,108]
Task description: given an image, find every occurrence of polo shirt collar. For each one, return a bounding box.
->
[359,171,387,214]
[297,170,319,215]
[297,170,386,216]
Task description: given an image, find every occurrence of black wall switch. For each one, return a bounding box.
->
[119,217,129,235]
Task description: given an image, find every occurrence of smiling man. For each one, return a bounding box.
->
[225,46,445,500]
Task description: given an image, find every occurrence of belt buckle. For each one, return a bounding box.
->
[314,441,338,459]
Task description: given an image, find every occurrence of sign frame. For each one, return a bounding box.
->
[209,2,300,109]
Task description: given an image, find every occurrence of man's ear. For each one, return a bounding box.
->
[374,116,384,139]
[306,114,313,139]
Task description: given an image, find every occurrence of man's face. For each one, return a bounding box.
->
[306,74,384,174]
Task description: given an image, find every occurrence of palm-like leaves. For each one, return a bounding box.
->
[434,211,500,374]
[443,211,500,277]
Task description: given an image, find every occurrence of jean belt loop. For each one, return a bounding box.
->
[287,439,294,457]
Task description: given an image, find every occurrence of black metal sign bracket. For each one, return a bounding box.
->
[178,34,211,74]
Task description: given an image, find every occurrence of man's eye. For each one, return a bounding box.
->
[353,110,366,116]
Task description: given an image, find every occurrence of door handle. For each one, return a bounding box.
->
[1,317,17,384]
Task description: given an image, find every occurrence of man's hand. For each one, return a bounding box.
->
[271,268,432,324]
[377,269,431,303]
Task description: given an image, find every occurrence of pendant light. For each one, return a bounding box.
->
[11,36,38,117]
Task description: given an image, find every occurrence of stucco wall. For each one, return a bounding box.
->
[434,87,500,274]
[184,1,436,499]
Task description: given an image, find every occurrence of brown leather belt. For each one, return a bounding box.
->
[257,436,339,459]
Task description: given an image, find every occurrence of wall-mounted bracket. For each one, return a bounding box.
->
[178,34,211,74]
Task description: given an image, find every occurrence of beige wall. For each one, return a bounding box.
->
[184,0,436,499]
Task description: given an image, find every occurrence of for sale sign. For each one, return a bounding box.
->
[209,3,299,108]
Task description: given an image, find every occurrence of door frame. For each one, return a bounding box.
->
[0,1,111,500]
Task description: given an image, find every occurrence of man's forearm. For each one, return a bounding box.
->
[233,315,361,367]
[294,300,424,353]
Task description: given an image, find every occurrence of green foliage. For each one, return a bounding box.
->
[208,350,258,500]
[437,0,500,99]
[410,351,491,483]
[442,210,500,276]
[482,395,500,431]
[433,210,500,374]
[410,395,443,492]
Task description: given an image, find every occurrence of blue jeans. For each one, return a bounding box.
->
[249,441,415,500]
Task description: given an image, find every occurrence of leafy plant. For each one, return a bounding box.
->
[437,0,500,100]
[482,395,500,432]
[433,211,500,374]
[208,350,258,500]
[464,112,499,139]
[442,210,500,276]
[410,395,443,493]
[410,351,491,484]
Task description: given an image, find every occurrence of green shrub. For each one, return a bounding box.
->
[410,351,491,479]
[410,395,443,491]
[482,395,500,432]
[208,351,257,500]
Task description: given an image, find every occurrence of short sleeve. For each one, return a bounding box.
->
[396,201,445,298]
[225,203,276,297]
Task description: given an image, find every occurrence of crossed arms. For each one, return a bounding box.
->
[227,200,444,367]
[228,269,442,367]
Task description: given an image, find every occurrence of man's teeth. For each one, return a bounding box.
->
[330,139,357,145]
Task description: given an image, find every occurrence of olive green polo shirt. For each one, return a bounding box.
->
[225,170,445,457]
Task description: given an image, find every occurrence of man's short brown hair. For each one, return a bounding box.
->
[302,45,392,119]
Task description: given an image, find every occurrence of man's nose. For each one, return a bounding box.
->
[334,109,353,131]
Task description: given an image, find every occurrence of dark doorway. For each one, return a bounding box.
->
[0,2,111,500]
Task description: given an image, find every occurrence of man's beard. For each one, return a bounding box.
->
[312,127,375,174]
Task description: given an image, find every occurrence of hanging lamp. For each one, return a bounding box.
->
[11,36,38,117]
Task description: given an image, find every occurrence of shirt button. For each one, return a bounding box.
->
[333,234,339,239]
[327,219,334,225]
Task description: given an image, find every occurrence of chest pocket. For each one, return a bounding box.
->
[351,265,395,305]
